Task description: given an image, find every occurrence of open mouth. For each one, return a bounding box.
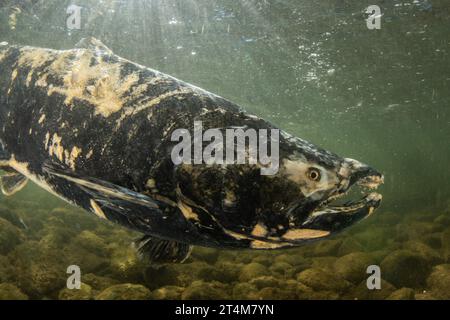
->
[301,169,384,233]
[315,173,384,215]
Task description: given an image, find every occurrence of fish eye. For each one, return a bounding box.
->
[307,168,321,182]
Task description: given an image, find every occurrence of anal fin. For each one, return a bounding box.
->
[136,235,192,264]
[0,171,28,196]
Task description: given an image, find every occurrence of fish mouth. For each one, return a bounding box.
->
[249,167,384,247]
[297,165,384,235]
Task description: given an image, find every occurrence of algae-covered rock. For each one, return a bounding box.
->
[82,273,119,291]
[239,262,270,282]
[72,230,109,257]
[232,283,259,299]
[214,261,241,283]
[296,268,351,292]
[251,255,273,267]
[191,247,219,264]
[296,283,339,300]
[310,256,337,270]
[143,264,182,289]
[64,245,109,274]
[181,280,229,300]
[426,264,450,299]
[421,232,442,249]
[9,241,68,298]
[433,214,450,227]
[0,283,28,300]
[402,241,442,264]
[333,252,374,284]
[442,228,450,262]
[108,245,145,282]
[0,255,12,283]
[254,286,297,300]
[415,291,437,300]
[58,283,93,300]
[342,279,396,300]
[0,217,23,255]
[50,207,98,231]
[248,276,281,290]
[196,265,231,282]
[274,253,310,268]
[0,206,27,229]
[96,284,152,300]
[386,288,415,300]
[380,250,431,288]
[153,286,184,300]
[269,261,294,277]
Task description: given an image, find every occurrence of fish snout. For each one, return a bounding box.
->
[343,158,384,190]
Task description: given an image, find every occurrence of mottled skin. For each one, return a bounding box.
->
[0,39,383,250]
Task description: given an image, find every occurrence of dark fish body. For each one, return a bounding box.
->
[0,38,383,262]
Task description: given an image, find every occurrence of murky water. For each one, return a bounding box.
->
[0,0,449,300]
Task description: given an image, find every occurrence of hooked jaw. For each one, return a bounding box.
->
[282,159,384,244]
[299,158,383,234]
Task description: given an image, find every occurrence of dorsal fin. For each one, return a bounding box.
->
[0,171,28,196]
[74,37,113,54]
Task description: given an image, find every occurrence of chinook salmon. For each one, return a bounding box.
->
[0,38,383,263]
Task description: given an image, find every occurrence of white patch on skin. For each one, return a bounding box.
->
[250,240,292,249]
[17,47,144,117]
[0,50,6,62]
[44,132,50,149]
[48,133,64,161]
[86,149,93,159]
[222,228,251,240]
[67,146,82,170]
[115,88,191,127]
[282,159,338,197]
[38,114,46,124]
[223,190,236,207]
[177,200,199,221]
[90,199,107,219]
[251,223,268,237]
[46,49,140,117]
[18,47,54,70]
[282,228,330,240]
[11,69,18,82]
[146,178,156,189]
[26,71,33,86]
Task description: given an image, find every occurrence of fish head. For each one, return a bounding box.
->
[172,130,383,248]
[273,137,384,244]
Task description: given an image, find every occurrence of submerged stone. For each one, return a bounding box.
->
[0,217,23,255]
[239,262,270,282]
[59,283,93,300]
[0,283,28,300]
[181,280,229,300]
[426,264,450,299]
[296,268,351,292]
[380,250,431,288]
[386,288,415,300]
[96,284,152,300]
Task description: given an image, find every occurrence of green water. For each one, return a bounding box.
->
[0,0,449,300]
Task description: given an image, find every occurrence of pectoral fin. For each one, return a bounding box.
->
[41,162,196,242]
[0,171,28,196]
[136,235,192,264]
